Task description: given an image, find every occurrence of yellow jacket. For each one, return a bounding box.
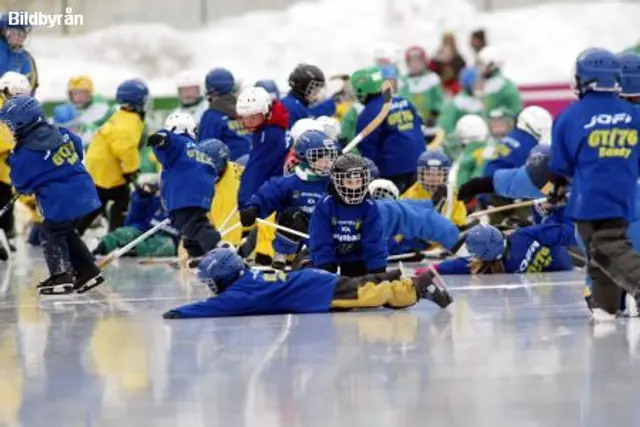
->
[402,182,467,227]
[0,98,14,185]
[85,109,143,189]
[209,162,243,246]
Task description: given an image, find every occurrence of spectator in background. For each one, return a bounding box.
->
[0,14,37,92]
[429,32,466,95]
[470,29,487,62]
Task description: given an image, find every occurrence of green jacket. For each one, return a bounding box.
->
[456,140,488,186]
[480,71,523,115]
[397,71,444,120]
[437,91,484,135]
[340,102,365,143]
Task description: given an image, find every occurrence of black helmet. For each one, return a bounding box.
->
[288,63,326,104]
[330,154,371,205]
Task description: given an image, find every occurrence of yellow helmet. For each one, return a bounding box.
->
[68,75,94,94]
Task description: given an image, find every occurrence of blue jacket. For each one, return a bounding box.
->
[484,129,539,177]
[437,222,575,275]
[9,123,101,222]
[280,93,337,129]
[309,195,388,271]
[309,98,337,118]
[124,191,169,233]
[198,108,251,161]
[0,39,36,90]
[152,131,217,212]
[247,170,329,218]
[237,100,290,207]
[377,199,459,252]
[550,92,640,221]
[356,95,425,176]
[169,269,338,317]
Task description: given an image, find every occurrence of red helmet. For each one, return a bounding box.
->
[405,46,428,64]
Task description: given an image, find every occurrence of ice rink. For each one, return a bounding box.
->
[1,244,640,427]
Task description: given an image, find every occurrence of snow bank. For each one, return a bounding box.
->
[28,0,640,101]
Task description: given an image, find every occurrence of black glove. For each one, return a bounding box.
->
[123,170,139,184]
[431,185,447,210]
[239,206,259,228]
[162,310,182,319]
[547,174,569,205]
[458,176,495,202]
[147,131,169,149]
[277,208,309,243]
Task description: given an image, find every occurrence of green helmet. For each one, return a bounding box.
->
[350,66,384,102]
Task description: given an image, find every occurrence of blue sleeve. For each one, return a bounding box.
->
[66,129,85,161]
[549,110,575,177]
[197,110,221,142]
[362,200,388,271]
[152,131,184,168]
[309,198,337,267]
[355,104,382,163]
[9,152,34,193]
[493,167,544,199]
[436,257,472,275]
[170,290,256,318]
[309,99,336,117]
[247,176,290,217]
[519,223,576,247]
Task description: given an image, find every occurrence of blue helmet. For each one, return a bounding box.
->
[379,64,399,81]
[198,138,230,173]
[363,157,380,179]
[116,79,149,110]
[618,51,640,98]
[574,48,621,95]
[254,79,280,100]
[459,67,479,93]
[0,95,45,137]
[205,68,235,96]
[197,248,247,293]
[236,154,249,168]
[417,150,451,193]
[465,224,506,261]
[294,130,339,175]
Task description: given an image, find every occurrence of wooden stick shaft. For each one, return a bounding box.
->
[467,197,546,220]
[341,80,392,154]
[256,218,309,240]
[97,218,171,269]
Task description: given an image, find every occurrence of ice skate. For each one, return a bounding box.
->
[38,273,75,296]
[74,270,105,294]
[412,267,453,308]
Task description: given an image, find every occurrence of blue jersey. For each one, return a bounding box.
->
[9,123,100,222]
[281,93,311,128]
[0,39,36,90]
[152,131,217,212]
[376,199,459,253]
[437,223,575,275]
[309,195,388,271]
[309,98,337,118]
[169,269,338,318]
[237,100,290,207]
[247,171,329,218]
[124,190,169,233]
[484,129,539,177]
[550,92,640,221]
[198,108,251,160]
[357,95,425,176]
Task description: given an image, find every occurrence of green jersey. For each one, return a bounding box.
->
[73,95,116,148]
[397,71,444,120]
[340,102,365,144]
[480,72,523,115]
[456,140,489,186]
[437,92,484,135]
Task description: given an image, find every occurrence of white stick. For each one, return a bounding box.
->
[445,160,460,220]
[98,218,171,268]
[220,222,241,238]
[256,218,310,240]
[218,207,237,233]
[387,248,445,262]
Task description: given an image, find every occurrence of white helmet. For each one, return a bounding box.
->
[478,46,503,69]
[517,105,553,141]
[0,71,31,97]
[175,70,201,89]
[455,114,489,144]
[164,112,197,139]
[316,116,341,141]
[290,118,323,142]
[368,179,400,201]
[236,86,272,117]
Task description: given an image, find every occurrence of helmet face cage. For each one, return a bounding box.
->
[306,146,339,175]
[371,186,398,201]
[304,79,326,103]
[332,167,371,204]
[418,165,449,193]
[488,116,514,139]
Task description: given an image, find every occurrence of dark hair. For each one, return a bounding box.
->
[471,29,486,43]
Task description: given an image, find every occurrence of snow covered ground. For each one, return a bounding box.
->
[28,0,640,101]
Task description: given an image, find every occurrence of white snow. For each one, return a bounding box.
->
[28,0,640,101]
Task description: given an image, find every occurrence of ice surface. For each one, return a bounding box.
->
[28,0,640,101]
